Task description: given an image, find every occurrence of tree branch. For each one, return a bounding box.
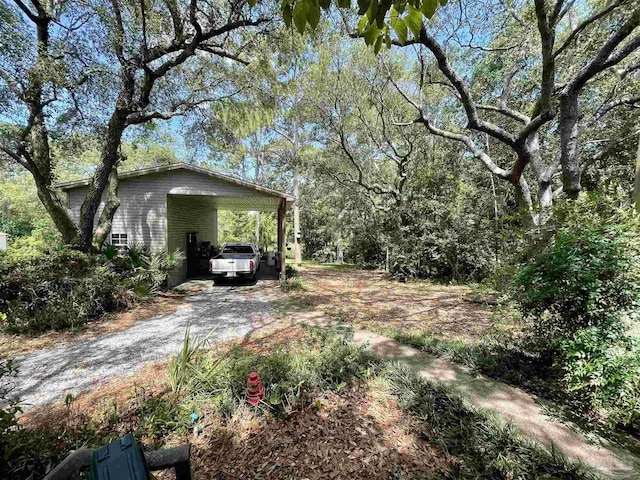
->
[477,104,530,123]
[415,27,518,147]
[553,0,628,59]
[415,117,510,180]
[568,7,640,92]
[12,0,41,23]
[198,45,249,65]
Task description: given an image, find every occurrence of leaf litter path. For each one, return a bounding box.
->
[296,309,640,478]
[5,283,272,409]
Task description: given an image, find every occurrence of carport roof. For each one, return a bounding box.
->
[56,162,295,211]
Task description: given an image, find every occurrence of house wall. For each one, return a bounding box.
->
[66,168,283,286]
[66,169,264,252]
[167,195,218,285]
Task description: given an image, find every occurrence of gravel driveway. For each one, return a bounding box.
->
[7,283,272,408]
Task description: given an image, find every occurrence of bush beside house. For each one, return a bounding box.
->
[0,247,184,334]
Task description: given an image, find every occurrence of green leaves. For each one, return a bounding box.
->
[308,1,321,28]
[280,0,443,47]
[405,4,422,38]
[363,23,380,46]
[391,9,407,44]
[293,0,308,33]
[357,16,368,34]
[357,0,370,15]
[282,3,293,27]
[374,34,383,54]
[421,0,437,19]
[283,0,324,34]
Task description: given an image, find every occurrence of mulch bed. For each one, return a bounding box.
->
[192,382,448,479]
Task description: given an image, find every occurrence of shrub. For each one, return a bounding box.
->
[559,326,640,427]
[168,324,216,393]
[281,277,304,291]
[1,218,62,262]
[311,246,336,263]
[0,243,184,334]
[285,264,299,278]
[512,193,640,337]
[0,250,126,334]
[0,358,20,435]
[510,193,640,428]
[171,328,381,418]
[107,244,185,297]
[0,215,33,239]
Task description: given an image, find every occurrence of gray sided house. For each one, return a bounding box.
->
[57,163,294,285]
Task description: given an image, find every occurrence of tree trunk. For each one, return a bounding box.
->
[29,107,80,245]
[634,130,640,213]
[336,237,343,264]
[291,118,302,266]
[253,150,262,247]
[512,176,538,227]
[92,166,120,251]
[385,246,390,272]
[293,172,302,265]
[35,184,79,245]
[489,172,500,261]
[559,91,583,199]
[255,211,260,245]
[538,179,554,224]
[78,110,128,251]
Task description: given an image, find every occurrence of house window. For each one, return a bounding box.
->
[111,233,128,250]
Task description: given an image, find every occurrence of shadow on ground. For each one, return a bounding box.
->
[8,280,275,408]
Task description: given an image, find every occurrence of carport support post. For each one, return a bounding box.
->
[278,199,287,284]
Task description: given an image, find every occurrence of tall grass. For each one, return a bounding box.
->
[168,324,217,393]
[169,327,381,417]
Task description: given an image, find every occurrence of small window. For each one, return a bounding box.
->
[111,233,128,250]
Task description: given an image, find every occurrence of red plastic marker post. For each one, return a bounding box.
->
[246,371,264,405]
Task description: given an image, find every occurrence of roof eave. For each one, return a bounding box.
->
[54,162,295,202]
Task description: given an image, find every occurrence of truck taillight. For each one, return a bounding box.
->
[250,260,254,270]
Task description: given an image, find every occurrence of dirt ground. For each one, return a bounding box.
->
[23,334,450,480]
[244,264,495,341]
[15,264,491,479]
[3,263,493,361]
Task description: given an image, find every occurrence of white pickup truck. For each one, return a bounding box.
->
[209,242,261,281]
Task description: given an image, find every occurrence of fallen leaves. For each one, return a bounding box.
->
[251,265,495,341]
[192,381,448,479]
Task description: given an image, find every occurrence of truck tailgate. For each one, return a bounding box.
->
[210,255,254,274]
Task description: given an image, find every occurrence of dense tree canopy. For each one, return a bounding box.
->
[1,0,271,250]
[0,0,638,276]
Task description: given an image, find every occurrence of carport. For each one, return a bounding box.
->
[58,163,295,286]
[166,192,291,284]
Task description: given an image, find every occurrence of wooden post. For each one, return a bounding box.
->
[277,199,287,283]
[385,246,389,272]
